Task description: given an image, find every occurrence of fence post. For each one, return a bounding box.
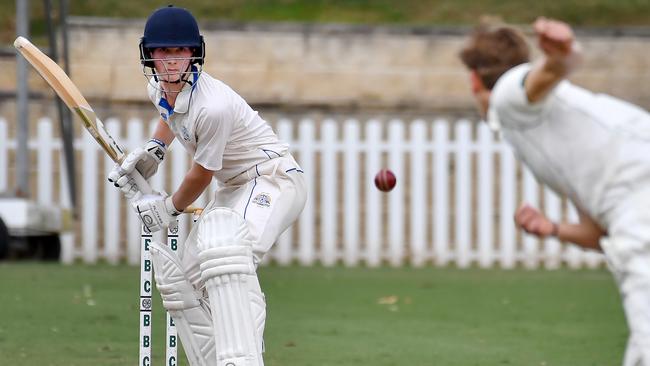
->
[410,120,427,267]
[433,120,450,266]
[343,119,360,266]
[455,121,471,268]
[500,145,517,269]
[388,120,405,267]
[365,120,382,267]
[321,119,338,266]
[477,124,495,268]
[37,119,54,205]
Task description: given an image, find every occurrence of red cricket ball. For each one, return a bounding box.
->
[374,169,397,192]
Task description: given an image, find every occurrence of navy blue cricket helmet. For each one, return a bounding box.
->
[139,5,205,67]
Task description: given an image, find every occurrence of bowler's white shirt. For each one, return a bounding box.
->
[489,63,650,226]
[148,71,289,183]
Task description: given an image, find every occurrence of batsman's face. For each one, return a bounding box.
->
[151,47,193,83]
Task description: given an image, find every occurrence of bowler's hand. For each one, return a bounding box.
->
[533,17,575,57]
[514,203,557,238]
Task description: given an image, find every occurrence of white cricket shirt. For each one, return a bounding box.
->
[488,63,650,226]
[148,70,289,182]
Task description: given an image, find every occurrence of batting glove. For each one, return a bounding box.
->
[108,137,166,183]
[109,171,141,200]
[132,194,181,233]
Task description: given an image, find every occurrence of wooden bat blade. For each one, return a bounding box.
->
[13,36,125,163]
[14,37,87,109]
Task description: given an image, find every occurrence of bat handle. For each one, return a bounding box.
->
[129,169,204,217]
[130,169,154,195]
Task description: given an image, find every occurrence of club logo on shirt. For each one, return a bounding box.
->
[252,193,271,208]
[181,125,191,141]
[160,112,168,121]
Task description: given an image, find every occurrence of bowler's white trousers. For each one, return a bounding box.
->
[600,187,650,366]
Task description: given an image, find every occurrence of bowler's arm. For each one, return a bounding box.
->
[525,17,583,103]
[556,211,605,251]
[515,203,604,251]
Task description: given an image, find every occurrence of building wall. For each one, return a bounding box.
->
[2,18,650,114]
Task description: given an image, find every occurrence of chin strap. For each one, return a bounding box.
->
[144,63,201,96]
[158,65,196,87]
[151,68,159,83]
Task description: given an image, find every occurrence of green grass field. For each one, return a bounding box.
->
[0,263,627,366]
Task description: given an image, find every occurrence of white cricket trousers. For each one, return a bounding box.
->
[163,154,305,366]
[179,154,306,270]
[600,188,650,366]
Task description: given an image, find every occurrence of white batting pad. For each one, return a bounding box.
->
[151,242,216,366]
[247,275,267,354]
[197,208,264,366]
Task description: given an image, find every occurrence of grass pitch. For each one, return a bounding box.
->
[0,263,626,365]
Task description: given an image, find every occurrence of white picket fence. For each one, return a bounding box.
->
[0,116,604,269]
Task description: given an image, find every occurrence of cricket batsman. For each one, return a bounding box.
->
[460,17,650,365]
[108,5,307,365]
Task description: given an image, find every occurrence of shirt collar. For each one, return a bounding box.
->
[154,66,200,119]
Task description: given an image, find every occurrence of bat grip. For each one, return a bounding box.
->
[130,170,154,195]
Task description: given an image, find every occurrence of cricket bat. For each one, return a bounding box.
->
[13,36,153,195]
